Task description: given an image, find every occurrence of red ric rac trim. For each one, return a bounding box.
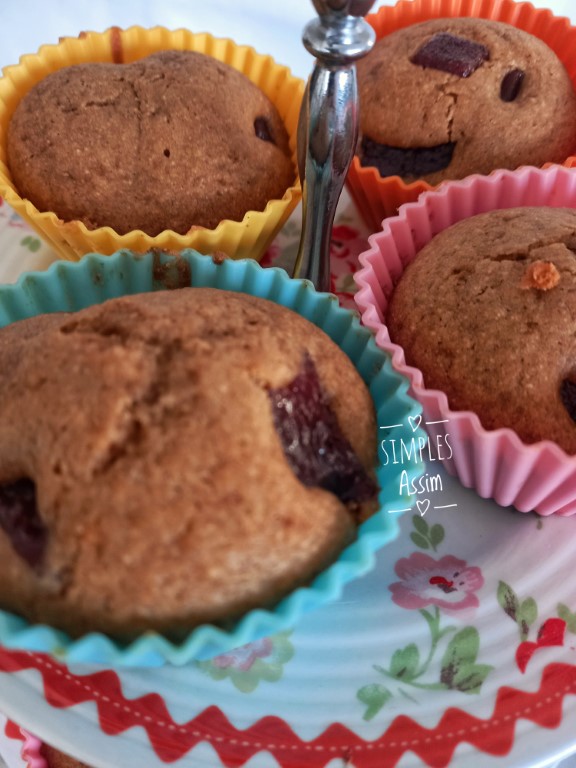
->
[0,649,576,767]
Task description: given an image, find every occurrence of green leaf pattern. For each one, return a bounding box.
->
[390,644,420,681]
[409,515,445,552]
[413,516,428,535]
[440,628,491,693]
[498,581,538,640]
[357,684,392,721]
[557,603,576,634]
[430,524,445,548]
[20,235,41,252]
[357,516,492,720]
[410,532,429,549]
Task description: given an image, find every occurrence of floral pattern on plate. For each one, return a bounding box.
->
[358,517,491,720]
[196,633,294,693]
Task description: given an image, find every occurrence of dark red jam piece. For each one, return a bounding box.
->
[360,137,455,179]
[254,116,274,143]
[410,32,489,78]
[500,68,525,102]
[268,354,378,504]
[0,479,46,569]
[560,379,576,423]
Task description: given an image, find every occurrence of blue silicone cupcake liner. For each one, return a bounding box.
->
[0,250,425,666]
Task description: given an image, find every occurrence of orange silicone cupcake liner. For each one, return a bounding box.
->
[347,0,576,231]
[0,26,304,262]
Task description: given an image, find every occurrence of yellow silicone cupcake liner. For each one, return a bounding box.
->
[0,26,304,262]
[347,0,576,231]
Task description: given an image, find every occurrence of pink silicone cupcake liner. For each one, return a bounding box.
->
[354,164,576,516]
[20,728,45,767]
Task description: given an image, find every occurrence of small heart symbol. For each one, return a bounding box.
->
[408,414,422,432]
[416,498,430,516]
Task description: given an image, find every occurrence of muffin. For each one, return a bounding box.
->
[42,745,89,768]
[7,49,294,236]
[356,18,576,185]
[387,206,576,453]
[346,0,576,229]
[354,164,576,516]
[0,27,303,261]
[0,286,378,639]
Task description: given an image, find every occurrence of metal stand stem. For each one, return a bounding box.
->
[292,0,376,291]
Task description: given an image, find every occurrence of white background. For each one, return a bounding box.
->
[1,0,574,75]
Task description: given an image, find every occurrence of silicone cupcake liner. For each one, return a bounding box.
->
[0,250,424,666]
[347,0,576,231]
[20,729,44,768]
[0,26,303,262]
[354,164,576,517]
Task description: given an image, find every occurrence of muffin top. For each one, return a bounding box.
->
[356,17,576,184]
[7,50,295,235]
[0,287,377,639]
[387,207,576,452]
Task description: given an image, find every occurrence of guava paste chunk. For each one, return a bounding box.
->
[360,137,455,179]
[410,32,489,78]
[561,378,576,424]
[254,116,274,143]
[268,354,378,504]
[0,478,46,569]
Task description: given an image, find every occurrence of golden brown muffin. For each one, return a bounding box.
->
[7,50,294,235]
[0,288,378,639]
[356,18,576,183]
[42,744,90,768]
[387,207,576,452]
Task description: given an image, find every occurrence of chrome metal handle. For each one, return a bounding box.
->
[292,0,376,291]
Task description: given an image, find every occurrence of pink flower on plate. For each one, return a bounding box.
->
[211,637,274,671]
[390,553,484,611]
